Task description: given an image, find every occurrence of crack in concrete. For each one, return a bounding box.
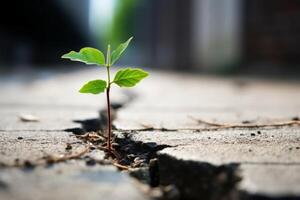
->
[157,153,241,200]
[117,125,300,133]
[63,104,242,199]
[0,129,67,132]
[236,162,300,166]
[2,90,299,200]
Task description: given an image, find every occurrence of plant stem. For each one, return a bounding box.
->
[106,83,111,151]
[106,45,112,152]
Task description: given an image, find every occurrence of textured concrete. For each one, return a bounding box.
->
[240,165,300,197]
[130,128,300,164]
[0,130,81,165]
[0,68,148,200]
[0,68,126,107]
[1,68,300,199]
[0,107,99,131]
[114,72,300,130]
[128,128,300,197]
[0,162,146,200]
[114,71,300,198]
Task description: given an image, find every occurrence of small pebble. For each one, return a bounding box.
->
[292,116,299,121]
[86,159,96,166]
[23,160,35,169]
[19,114,40,122]
[127,154,135,159]
[17,137,23,140]
[296,147,300,150]
[144,142,157,149]
[208,137,211,139]
[249,149,252,152]
[257,131,261,135]
[111,143,119,148]
[65,143,72,151]
[242,120,251,124]
[133,157,146,167]
[90,146,96,150]
[289,147,293,151]
[250,133,256,136]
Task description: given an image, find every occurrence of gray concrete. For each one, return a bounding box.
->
[0,162,146,200]
[114,72,300,130]
[131,128,300,165]
[0,68,148,200]
[0,108,96,131]
[1,68,300,199]
[0,130,81,165]
[114,71,300,198]
[240,165,300,197]
[127,128,300,197]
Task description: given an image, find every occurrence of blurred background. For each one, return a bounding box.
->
[0,0,300,76]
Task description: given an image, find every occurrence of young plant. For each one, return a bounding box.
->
[61,37,149,152]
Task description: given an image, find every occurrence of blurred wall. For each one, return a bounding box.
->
[192,0,241,73]
[0,0,299,76]
[243,0,300,75]
[0,0,90,68]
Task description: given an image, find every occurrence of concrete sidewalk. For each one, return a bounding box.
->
[0,68,300,199]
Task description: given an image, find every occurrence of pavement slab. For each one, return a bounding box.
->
[127,127,300,198]
[130,128,300,164]
[240,165,300,197]
[0,162,147,200]
[0,69,148,200]
[0,130,82,166]
[1,69,300,199]
[113,71,300,198]
[0,108,98,131]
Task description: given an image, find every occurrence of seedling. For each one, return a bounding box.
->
[62,37,149,152]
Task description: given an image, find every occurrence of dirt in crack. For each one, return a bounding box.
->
[65,108,243,200]
[67,116,170,170]
[62,97,169,174]
[1,101,242,200]
[62,94,242,200]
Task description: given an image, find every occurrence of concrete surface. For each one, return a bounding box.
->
[1,68,300,199]
[0,68,149,200]
[114,71,300,198]
[0,162,146,200]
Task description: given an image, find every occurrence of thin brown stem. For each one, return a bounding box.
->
[106,86,112,152]
[112,162,129,170]
[45,145,91,164]
[105,45,112,153]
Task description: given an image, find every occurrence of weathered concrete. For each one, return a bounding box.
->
[0,108,97,131]
[240,165,300,197]
[0,162,147,200]
[113,71,300,198]
[126,127,300,198]
[0,68,126,107]
[1,68,300,199]
[0,130,81,165]
[130,128,300,165]
[114,72,300,130]
[0,68,147,200]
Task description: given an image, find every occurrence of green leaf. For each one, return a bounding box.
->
[111,37,133,65]
[62,47,105,66]
[79,80,107,94]
[113,68,149,87]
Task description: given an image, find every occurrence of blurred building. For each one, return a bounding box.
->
[0,0,90,68]
[0,0,300,76]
